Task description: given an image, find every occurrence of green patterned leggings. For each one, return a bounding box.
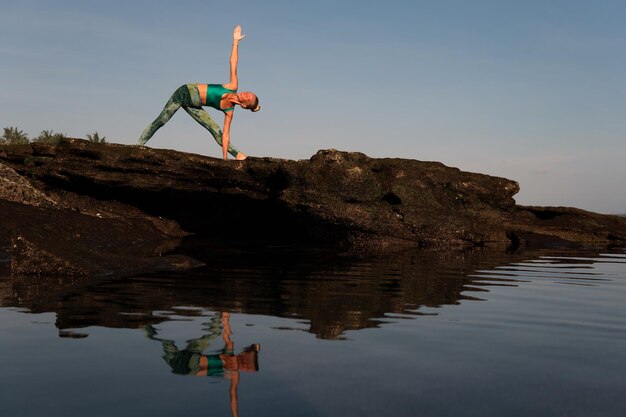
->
[138,84,239,157]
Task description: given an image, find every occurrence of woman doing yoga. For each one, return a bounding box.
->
[138,25,259,160]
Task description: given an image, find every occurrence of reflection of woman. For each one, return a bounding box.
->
[144,312,259,376]
[138,25,260,160]
[144,312,260,417]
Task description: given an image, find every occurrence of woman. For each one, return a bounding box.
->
[138,25,260,160]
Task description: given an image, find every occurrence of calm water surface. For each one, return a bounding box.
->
[1,242,625,417]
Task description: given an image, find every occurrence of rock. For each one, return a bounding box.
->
[507,206,626,248]
[0,162,56,207]
[1,138,625,257]
[11,235,89,276]
[0,179,199,279]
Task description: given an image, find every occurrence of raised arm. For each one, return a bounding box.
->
[224,25,245,91]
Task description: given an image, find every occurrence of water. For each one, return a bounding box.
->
[1,244,625,417]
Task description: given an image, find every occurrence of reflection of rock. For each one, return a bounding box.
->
[0,245,542,339]
[2,139,625,254]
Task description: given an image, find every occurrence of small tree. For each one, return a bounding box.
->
[1,127,29,145]
[86,132,106,143]
[34,130,66,145]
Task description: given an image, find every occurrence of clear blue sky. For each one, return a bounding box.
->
[2,0,625,213]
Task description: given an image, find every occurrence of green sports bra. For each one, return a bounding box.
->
[206,84,237,113]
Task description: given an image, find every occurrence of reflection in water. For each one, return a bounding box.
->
[1,244,625,417]
[145,312,259,417]
[1,244,620,339]
[469,255,626,287]
[0,244,534,339]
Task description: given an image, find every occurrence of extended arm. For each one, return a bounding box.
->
[224,25,245,91]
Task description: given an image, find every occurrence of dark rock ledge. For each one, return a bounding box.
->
[1,138,625,278]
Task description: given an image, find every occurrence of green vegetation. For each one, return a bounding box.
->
[2,127,108,145]
[86,132,106,143]
[1,127,29,144]
[33,130,67,145]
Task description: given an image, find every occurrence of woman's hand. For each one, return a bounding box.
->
[233,25,246,43]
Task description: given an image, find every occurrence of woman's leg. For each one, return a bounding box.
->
[138,87,187,145]
[183,107,240,157]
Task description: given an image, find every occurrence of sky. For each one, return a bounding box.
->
[1,0,625,213]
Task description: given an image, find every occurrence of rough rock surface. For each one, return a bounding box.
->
[1,144,199,278]
[1,197,199,278]
[0,162,56,207]
[1,138,625,278]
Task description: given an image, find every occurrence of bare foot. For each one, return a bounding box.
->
[236,152,247,160]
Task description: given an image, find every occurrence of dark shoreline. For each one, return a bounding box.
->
[2,138,625,279]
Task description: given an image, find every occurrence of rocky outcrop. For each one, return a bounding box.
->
[0,162,56,207]
[1,138,625,277]
[0,154,198,278]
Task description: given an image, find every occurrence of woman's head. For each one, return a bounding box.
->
[237,91,260,112]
